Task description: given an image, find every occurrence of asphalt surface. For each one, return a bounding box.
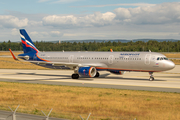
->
[0,66,180,93]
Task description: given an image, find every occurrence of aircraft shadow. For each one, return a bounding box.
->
[103,77,166,81]
[16,72,94,81]
[16,72,69,77]
[97,74,166,81]
[15,72,166,81]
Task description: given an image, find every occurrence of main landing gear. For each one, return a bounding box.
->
[95,72,100,77]
[149,72,154,81]
[71,67,79,79]
[71,71,100,79]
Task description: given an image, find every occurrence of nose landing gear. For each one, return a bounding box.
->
[149,72,154,81]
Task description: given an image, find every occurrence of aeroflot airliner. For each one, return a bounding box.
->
[9,29,175,81]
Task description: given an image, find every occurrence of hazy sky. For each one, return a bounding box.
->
[1,0,180,41]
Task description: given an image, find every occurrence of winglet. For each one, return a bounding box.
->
[9,49,18,60]
[110,49,113,52]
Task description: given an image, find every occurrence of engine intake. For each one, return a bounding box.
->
[78,67,97,77]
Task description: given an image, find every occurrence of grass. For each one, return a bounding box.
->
[0,51,50,69]
[0,57,50,69]
[0,82,180,120]
[0,51,23,56]
[162,53,180,65]
[163,53,180,58]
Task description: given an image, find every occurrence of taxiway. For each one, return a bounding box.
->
[0,65,180,92]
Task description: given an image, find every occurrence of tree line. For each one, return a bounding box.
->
[1,40,180,52]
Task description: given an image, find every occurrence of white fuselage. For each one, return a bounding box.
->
[36,51,175,72]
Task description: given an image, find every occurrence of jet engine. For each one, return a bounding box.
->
[109,70,125,75]
[78,67,97,77]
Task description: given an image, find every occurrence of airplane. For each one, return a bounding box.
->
[9,29,175,81]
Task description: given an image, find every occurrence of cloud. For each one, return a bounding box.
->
[38,0,82,3]
[114,2,180,24]
[29,21,43,26]
[54,0,83,3]
[38,0,50,2]
[50,31,63,37]
[0,15,28,28]
[73,3,156,8]
[41,32,49,36]
[29,31,63,38]
[30,31,39,36]
[11,28,19,35]
[42,12,116,28]
[42,2,180,29]
[43,15,77,27]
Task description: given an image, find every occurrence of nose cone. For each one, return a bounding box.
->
[167,61,175,70]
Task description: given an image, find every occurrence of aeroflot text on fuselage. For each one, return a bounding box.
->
[120,53,140,56]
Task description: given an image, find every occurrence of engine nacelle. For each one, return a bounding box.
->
[109,70,125,75]
[78,67,97,77]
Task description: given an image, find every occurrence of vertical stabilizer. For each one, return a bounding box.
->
[20,29,39,53]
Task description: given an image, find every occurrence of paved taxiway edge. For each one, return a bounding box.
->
[0,78,180,93]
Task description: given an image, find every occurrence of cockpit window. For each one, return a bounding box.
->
[157,57,168,60]
[164,57,168,60]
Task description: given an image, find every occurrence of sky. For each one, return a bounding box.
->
[0,0,180,42]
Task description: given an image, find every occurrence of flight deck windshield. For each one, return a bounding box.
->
[157,57,168,60]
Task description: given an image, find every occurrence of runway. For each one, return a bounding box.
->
[0,65,180,92]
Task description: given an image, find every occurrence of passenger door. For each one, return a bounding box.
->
[145,54,151,65]
[108,55,114,64]
[69,55,74,63]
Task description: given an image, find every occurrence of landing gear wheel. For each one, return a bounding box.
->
[95,72,100,77]
[71,74,79,79]
[149,72,154,81]
[149,77,154,81]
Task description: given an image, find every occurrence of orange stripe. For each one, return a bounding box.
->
[36,54,51,62]
[89,67,93,77]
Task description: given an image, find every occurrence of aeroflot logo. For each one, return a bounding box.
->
[120,53,140,56]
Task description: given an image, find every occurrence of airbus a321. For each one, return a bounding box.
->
[9,29,175,81]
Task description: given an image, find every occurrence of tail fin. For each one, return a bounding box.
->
[20,29,39,53]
